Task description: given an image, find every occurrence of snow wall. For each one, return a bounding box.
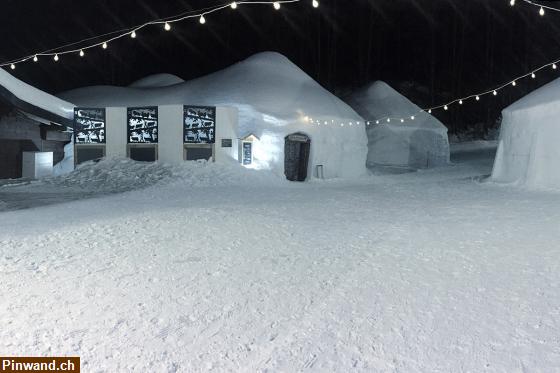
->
[491,77,560,189]
[59,52,368,179]
[348,81,450,169]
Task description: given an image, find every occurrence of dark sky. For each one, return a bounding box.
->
[2,0,560,131]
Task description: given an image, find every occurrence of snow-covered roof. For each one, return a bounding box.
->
[504,77,560,113]
[348,81,447,134]
[58,52,363,137]
[128,73,185,88]
[0,68,74,125]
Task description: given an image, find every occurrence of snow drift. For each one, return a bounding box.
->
[348,81,450,169]
[491,77,560,189]
[59,52,368,178]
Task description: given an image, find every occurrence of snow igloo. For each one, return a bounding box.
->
[59,52,368,180]
[348,81,450,170]
[491,77,560,189]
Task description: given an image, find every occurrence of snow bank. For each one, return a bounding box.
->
[348,81,450,169]
[491,77,560,189]
[43,157,282,193]
[59,52,368,178]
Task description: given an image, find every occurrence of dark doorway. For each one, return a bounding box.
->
[284,133,311,182]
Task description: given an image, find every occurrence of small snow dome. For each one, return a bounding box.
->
[491,77,560,189]
[348,81,450,170]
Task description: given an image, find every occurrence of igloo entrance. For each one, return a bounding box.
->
[284,133,311,182]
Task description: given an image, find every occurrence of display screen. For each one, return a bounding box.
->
[184,106,216,144]
[127,107,158,144]
[74,108,106,144]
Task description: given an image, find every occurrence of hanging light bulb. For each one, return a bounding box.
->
[102,42,108,49]
[33,55,38,62]
[493,90,498,96]
[476,96,480,101]
[273,2,281,10]
[164,22,171,31]
[459,100,463,105]
[10,63,15,70]
[512,81,517,86]
[312,0,320,8]
[410,116,415,120]
[54,54,59,62]
[387,118,391,123]
[400,119,404,123]
[428,109,432,114]
[553,63,557,70]
[131,30,137,38]
[531,72,536,78]
[200,15,206,24]
[231,2,238,9]
[376,120,380,124]
[79,49,85,57]
[510,0,515,6]
[539,7,545,16]
[444,105,449,110]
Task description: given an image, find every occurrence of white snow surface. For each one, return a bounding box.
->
[1,143,560,372]
[128,73,185,88]
[0,67,74,119]
[59,52,368,178]
[492,77,560,189]
[348,81,450,169]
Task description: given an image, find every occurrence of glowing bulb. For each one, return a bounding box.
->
[531,72,536,78]
[273,2,281,10]
[54,54,59,62]
[476,96,480,101]
[553,63,557,70]
[79,50,85,57]
[428,109,432,114]
[312,0,319,8]
[102,42,108,49]
[400,119,404,123]
[131,30,137,38]
[33,55,38,62]
[164,22,171,31]
[387,118,391,123]
[493,90,498,96]
[444,105,448,110]
[376,120,379,124]
[510,0,515,6]
[411,116,415,120]
[200,15,206,24]
[231,2,237,9]
[459,100,463,105]
[10,64,15,70]
[539,7,545,16]
[512,81,516,86]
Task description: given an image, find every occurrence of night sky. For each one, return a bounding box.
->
[2,0,560,132]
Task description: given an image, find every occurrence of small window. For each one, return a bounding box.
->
[185,146,213,161]
[76,146,105,165]
[129,146,157,162]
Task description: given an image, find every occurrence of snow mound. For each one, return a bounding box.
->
[491,77,560,189]
[348,81,450,169]
[58,52,368,178]
[42,158,281,192]
[128,73,185,88]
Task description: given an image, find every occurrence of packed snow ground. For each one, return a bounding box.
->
[1,142,560,372]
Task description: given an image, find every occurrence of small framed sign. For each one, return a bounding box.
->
[221,139,233,148]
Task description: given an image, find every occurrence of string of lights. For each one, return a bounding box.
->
[511,0,560,15]
[1,0,320,69]
[303,54,560,127]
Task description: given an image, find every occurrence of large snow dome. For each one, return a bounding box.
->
[59,52,368,179]
[348,81,450,169]
[491,77,560,189]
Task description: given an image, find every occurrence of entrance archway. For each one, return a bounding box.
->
[284,133,311,182]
